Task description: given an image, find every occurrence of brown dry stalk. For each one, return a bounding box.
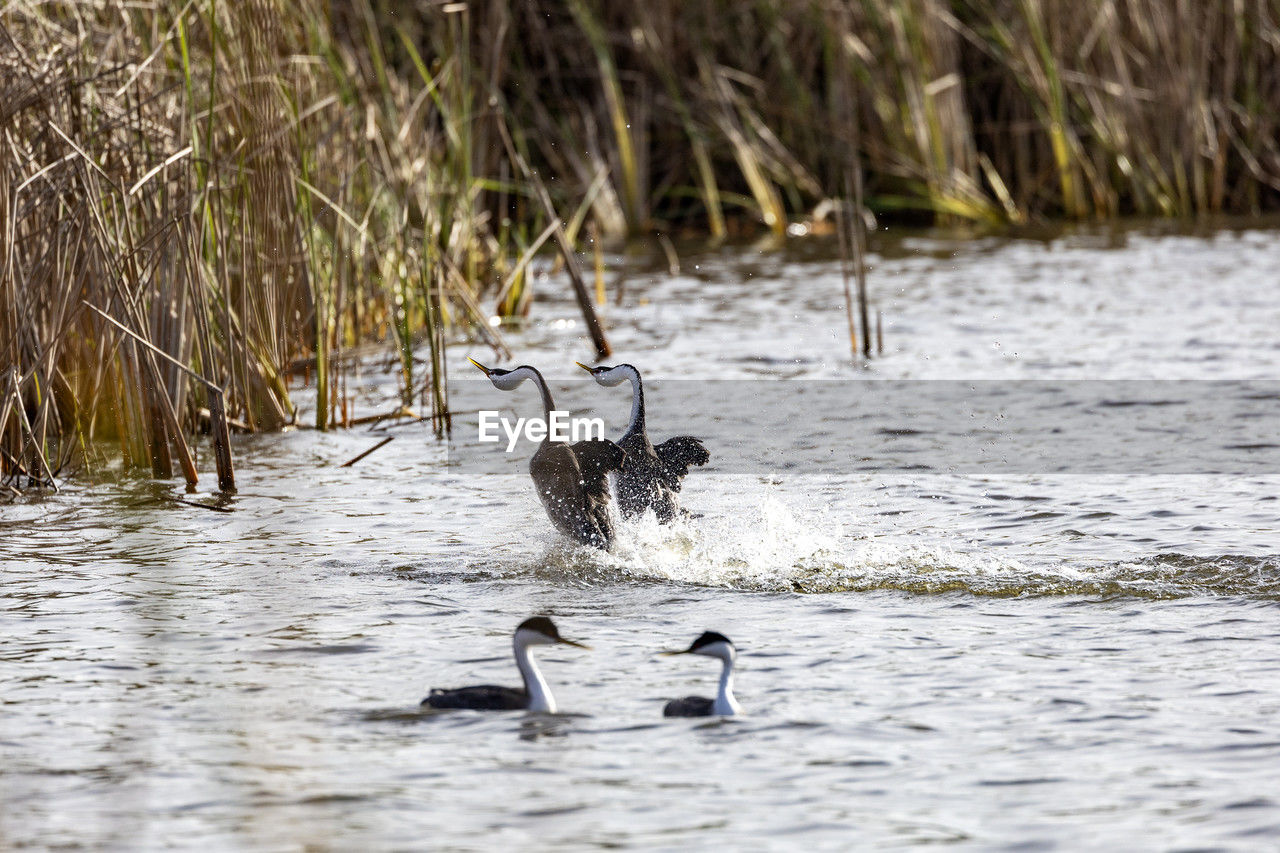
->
[4,0,1279,488]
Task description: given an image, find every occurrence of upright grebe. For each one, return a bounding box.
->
[661,631,743,717]
[576,362,708,522]
[471,360,625,548]
[421,617,589,712]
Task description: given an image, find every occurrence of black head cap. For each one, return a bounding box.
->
[517,616,561,639]
[579,362,639,374]
[688,631,733,651]
[468,357,529,378]
[487,365,526,378]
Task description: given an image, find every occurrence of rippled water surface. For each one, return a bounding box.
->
[4,224,1280,849]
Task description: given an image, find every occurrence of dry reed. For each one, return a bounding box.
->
[4,0,1279,491]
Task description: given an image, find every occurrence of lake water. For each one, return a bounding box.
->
[3,223,1279,849]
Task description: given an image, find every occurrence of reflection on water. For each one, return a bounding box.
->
[3,225,1280,848]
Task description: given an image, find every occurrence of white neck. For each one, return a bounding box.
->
[493,366,555,425]
[713,656,741,716]
[514,635,555,713]
[620,366,644,436]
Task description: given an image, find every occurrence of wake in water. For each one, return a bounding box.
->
[517,486,1280,600]
[792,550,1280,599]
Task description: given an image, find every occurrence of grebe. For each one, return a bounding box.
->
[576,362,708,522]
[421,617,589,712]
[661,631,743,717]
[471,360,625,548]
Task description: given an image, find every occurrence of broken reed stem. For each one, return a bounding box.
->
[590,221,606,305]
[340,435,395,467]
[657,234,680,276]
[422,268,449,440]
[84,302,220,394]
[165,495,235,513]
[496,116,612,359]
[184,240,237,493]
[6,369,58,491]
[531,177,613,359]
[836,201,859,361]
[852,168,872,361]
[85,299,222,489]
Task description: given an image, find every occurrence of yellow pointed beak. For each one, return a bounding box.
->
[574,361,594,373]
[559,638,591,650]
[659,649,688,656]
[468,357,491,374]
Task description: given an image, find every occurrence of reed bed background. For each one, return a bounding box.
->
[3,0,1278,492]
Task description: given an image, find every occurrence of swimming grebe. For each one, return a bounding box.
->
[422,617,589,712]
[661,631,743,717]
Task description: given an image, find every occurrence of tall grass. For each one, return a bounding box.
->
[4,0,1279,491]
[1,0,499,490]
[413,0,1277,232]
[960,0,1280,217]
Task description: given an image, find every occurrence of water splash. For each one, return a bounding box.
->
[530,493,841,588]
[525,501,1280,600]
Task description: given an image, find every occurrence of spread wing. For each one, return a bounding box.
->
[571,439,627,484]
[654,436,709,491]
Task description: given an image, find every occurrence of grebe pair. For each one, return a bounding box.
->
[421,617,741,718]
[469,360,708,548]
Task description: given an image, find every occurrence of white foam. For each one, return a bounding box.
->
[529,490,842,589]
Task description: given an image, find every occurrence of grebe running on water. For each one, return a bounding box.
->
[471,360,625,548]
[576,362,708,522]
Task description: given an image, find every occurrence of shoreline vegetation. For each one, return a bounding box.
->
[3,0,1278,493]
